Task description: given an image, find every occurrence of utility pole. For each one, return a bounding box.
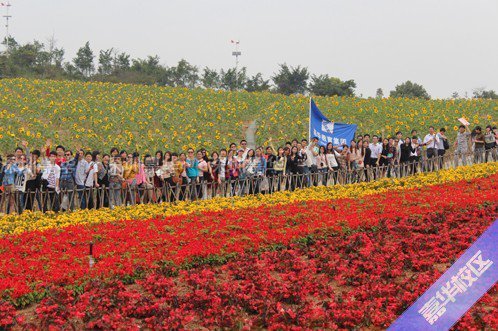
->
[230,40,241,90]
[1,2,12,54]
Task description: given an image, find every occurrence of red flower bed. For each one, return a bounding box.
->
[1,174,497,305]
[1,204,497,330]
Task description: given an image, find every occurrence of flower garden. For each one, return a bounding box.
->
[0,78,497,153]
[0,162,497,329]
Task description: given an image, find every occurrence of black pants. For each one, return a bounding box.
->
[437,149,446,169]
[426,148,437,171]
[43,187,60,212]
[25,180,41,211]
[369,158,379,179]
[96,183,110,209]
[409,156,419,174]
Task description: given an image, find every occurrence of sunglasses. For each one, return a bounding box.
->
[65,153,71,156]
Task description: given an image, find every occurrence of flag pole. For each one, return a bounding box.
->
[308,96,312,141]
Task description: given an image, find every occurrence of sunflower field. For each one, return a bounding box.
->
[0,78,496,154]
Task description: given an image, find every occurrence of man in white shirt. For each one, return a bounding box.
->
[369,135,382,167]
[42,151,61,212]
[396,131,403,163]
[81,152,98,209]
[305,137,319,186]
[240,140,249,160]
[74,150,88,209]
[436,128,448,169]
[423,126,439,171]
[369,135,383,179]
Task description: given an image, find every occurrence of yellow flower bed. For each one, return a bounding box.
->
[2,162,497,236]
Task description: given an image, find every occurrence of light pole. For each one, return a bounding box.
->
[230,40,241,90]
[1,2,11,54]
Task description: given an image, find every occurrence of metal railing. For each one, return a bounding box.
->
[0,147,497,215]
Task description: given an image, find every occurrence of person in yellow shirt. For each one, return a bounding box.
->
[122,154,139,205]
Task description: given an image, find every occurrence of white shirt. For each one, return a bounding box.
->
[305,145,318,167]
[325,151,341,168]
[75,159,88,186]
[219,157,227,179]
[241,148,249,160]
[436,133,445,150]
[42,164,61,189]
[410,143,419,157]
[84,162,98,187]
[15,167,32,192]
[423,133,439,149]
[369,143,383,159]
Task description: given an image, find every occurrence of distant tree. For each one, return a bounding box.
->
[10,40,45,69]
[1,36,18,53]
[451,91,460,99]
[389,81,430,99]
[64,62,84,79]
[51,48,65,68]
[473,88,498,99]
[170,59,199,88]
[73,41,95,77]
[309,74,356,97]
[221,67,247,91]
[376,88,384,98]
[98,48,114,75]
[113,52,131,71]
[131,55,162,75]
[245,73,270,92]
[201,67,220,89]
[272,64,309,95]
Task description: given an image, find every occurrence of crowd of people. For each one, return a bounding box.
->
[0,123,497,214]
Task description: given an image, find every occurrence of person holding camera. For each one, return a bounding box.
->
[435,128,449,170]
[423,126,439,172]
[59,150,78,211]
[41,151,61,212]
[2,154,23,214]
[473,126,485,164]
[109,156,124,208]
[454,124,471,166]
[484,125,497,162]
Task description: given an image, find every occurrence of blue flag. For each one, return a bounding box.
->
[309,98,357,147]
[388,219,498,331]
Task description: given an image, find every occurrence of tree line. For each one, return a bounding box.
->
[0,38,496,99]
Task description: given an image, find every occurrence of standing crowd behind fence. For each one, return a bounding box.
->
[0,123,497,215]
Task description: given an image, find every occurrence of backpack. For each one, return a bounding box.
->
[443,138,450,150]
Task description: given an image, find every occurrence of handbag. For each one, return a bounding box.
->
[260,176,269,191]
[60,194,69,210]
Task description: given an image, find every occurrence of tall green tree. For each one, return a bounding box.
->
[73,41,95,77]
[245,73,270,92]
[221,67,247,91]
[272,64,309,95]
[113,52,131,71]
[389,81,430,99]
[170,59,199,88]
[98,48,114,75]
[376,88,384,98]
[201,67,220,89]
[309,75,356,97]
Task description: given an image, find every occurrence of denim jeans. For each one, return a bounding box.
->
[76,184,86,209]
